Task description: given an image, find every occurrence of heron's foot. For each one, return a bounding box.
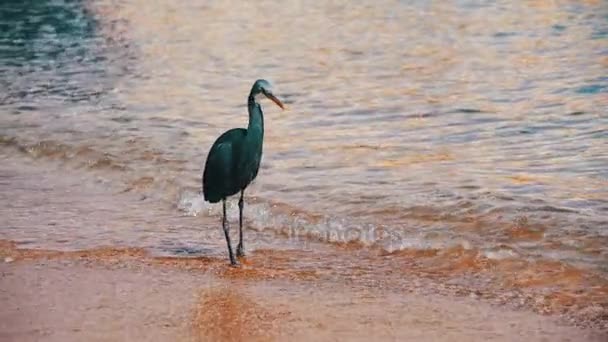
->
[236,243,245,258]
[229,258,240,267]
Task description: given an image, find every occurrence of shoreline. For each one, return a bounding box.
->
[1,151,607,340]
[1,240,607,341]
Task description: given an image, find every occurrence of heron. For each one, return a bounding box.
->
[202,79,285,266]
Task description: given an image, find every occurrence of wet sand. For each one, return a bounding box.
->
[0,242,606,342]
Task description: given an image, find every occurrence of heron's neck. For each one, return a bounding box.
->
[247,95,264,137]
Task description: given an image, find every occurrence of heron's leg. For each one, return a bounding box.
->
[236,190,245,257]
[222,199,237,266]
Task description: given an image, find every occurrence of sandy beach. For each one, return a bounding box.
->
[1,241,606,342]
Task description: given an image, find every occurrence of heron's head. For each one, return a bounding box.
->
[250,79,285,110]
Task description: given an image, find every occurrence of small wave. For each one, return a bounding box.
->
[176,189,474,253]
[0,135,128,171]
[175,189,608,276]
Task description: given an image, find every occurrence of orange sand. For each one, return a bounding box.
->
[1,241,607,342]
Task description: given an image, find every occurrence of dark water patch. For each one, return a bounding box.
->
[591,28,607,40]
[522,205,579,214]
[458,184,481,191]
[492,31,517,38]
[156,246,214,257]
[576,84,607,94]
[447,108,486,114]
[415,111,436,118]
[15,105,38,111]
[517,123,564,135]
[0,0,127,109]
[110,116,135,123]
[106,103,128,111]
[493,194,516,202]
[576,128,608,139]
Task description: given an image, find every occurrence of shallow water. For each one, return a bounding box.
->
[1,0,607,325]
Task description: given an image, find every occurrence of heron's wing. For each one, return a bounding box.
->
[202,128,246,202]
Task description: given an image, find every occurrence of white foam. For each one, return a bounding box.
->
[176,190,214,216]
[483,248,519,260]
[176,189,383,246]
[175,190,486,256]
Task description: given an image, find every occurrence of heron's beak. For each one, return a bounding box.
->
[265,93,285,110]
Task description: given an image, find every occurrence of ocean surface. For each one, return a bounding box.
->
[1,0,607,326]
